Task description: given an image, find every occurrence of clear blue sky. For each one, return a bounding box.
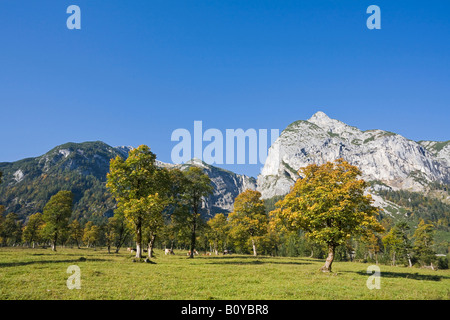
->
[0,0,449,178]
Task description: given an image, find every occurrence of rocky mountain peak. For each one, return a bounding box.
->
[185,157,208,168]
[308,111,361,137]
[308,111,331,122]
[257,112,450,199]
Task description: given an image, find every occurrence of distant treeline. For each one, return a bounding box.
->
[377,189,450,232]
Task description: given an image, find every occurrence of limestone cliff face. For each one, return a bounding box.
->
[257,111,450,199]
[419,140,450,167]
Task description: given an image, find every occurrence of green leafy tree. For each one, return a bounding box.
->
[14,221,24,246]
[124,194,165,259]
[413,219,436,268]
[207,213,230,255]
[22,213,44,248]
[172,214,192,250]
[196,220,210,254]
[159,219,178,251]
[104,218,115,254]
[42,191,74,251]
[0,207,5,246]
[2,213,22,246]
[229,190,268,256]
[105,211,131,253]
[362,232,381,264]
[271,159,384,272]
[0,212,10,246]
[167,170,192,250]
[258,224,281,256]
[155,168,191,251]
[68,219,84,249]
[83,221,101,248]
[182,167,213,259]
[382,222,413,267]
[59,227,70,248]
[107,145,171,259]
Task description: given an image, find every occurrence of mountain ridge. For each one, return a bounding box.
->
[257,111,450,199]
[0,141,256,221]
[0,112,449,224]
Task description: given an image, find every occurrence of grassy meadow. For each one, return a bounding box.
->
[0,247,449,300]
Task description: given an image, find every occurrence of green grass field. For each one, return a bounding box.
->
[0,247,448,300]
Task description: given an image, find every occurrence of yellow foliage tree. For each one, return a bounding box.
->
[229,189,268,256]
[107,145,171,260]
[271,159,384,272]
[207,213,230,255]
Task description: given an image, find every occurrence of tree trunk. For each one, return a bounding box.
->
[136,242,141,258]
[320,245,335,272]
[52,234,57,252]
[135,222,142,259]
[115,238,124,253]
[251,238,257,257]
[148,234,156,259]
[115,232,127,254]
[407,253,412,268]
[189,215,197,259]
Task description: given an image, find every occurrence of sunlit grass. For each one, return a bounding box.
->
[0,247,448,300]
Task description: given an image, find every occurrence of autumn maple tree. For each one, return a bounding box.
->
[271,159,384,272]
[42,190,74,252]
[229,189,268,256]
[207,213,229,255]
[107,145,170,260]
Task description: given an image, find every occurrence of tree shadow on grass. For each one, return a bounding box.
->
[0,258,109,268]
[346,270,450,282]
[298,258,323,263]
[204,256,311,266]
